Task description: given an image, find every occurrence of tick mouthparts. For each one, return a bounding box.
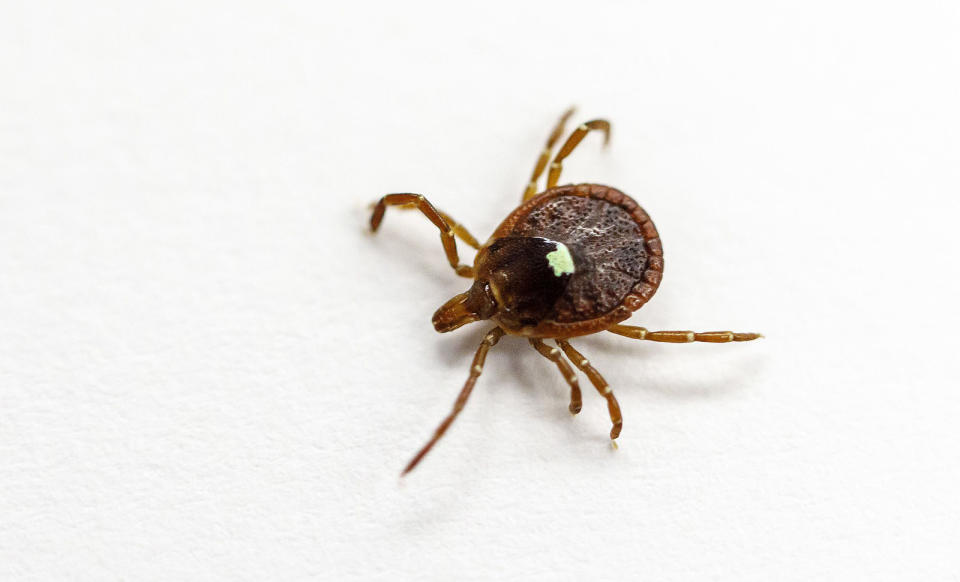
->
[432,292,479,332]
[432,283,497,333]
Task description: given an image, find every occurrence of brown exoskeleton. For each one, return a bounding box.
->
[370,108,762,474]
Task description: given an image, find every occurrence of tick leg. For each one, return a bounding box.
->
[392,203,480,249]
[529,338,582,414]
[556,340,622,441]
[546,119,611,189]
[607,325,763,343]
[523,107,576,201]
[370,193,475,278]
[402,327,505,475]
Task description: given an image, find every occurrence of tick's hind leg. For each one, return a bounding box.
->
[370,193,476,277]
[529,338,582,414]
[523,107,576,201]
[402,327,505,475]
[608,325,763,343]
[556,340,622,441]
[546,119,611,189]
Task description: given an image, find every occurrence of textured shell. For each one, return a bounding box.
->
[489,184,663,338]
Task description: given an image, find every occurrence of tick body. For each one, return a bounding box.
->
[370,109,761,475]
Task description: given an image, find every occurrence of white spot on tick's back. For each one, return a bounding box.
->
[545,242,575,277]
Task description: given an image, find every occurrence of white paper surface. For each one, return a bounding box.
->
[2,1,959,580]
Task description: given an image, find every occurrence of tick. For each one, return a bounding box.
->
[370,108,762,475]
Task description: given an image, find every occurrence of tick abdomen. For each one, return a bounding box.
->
[492,184,663,336]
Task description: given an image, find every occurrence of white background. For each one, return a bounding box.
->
[2,1,959,580]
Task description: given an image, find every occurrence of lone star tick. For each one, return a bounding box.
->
[370,108,762,475]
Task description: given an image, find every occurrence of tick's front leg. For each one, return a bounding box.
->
[370,193,476,278]
[402,327,505,475]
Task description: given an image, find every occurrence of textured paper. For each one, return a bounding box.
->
[2,2,959,580]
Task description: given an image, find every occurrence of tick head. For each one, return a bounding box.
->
[432,280,498,333]
[432,236,576,333]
